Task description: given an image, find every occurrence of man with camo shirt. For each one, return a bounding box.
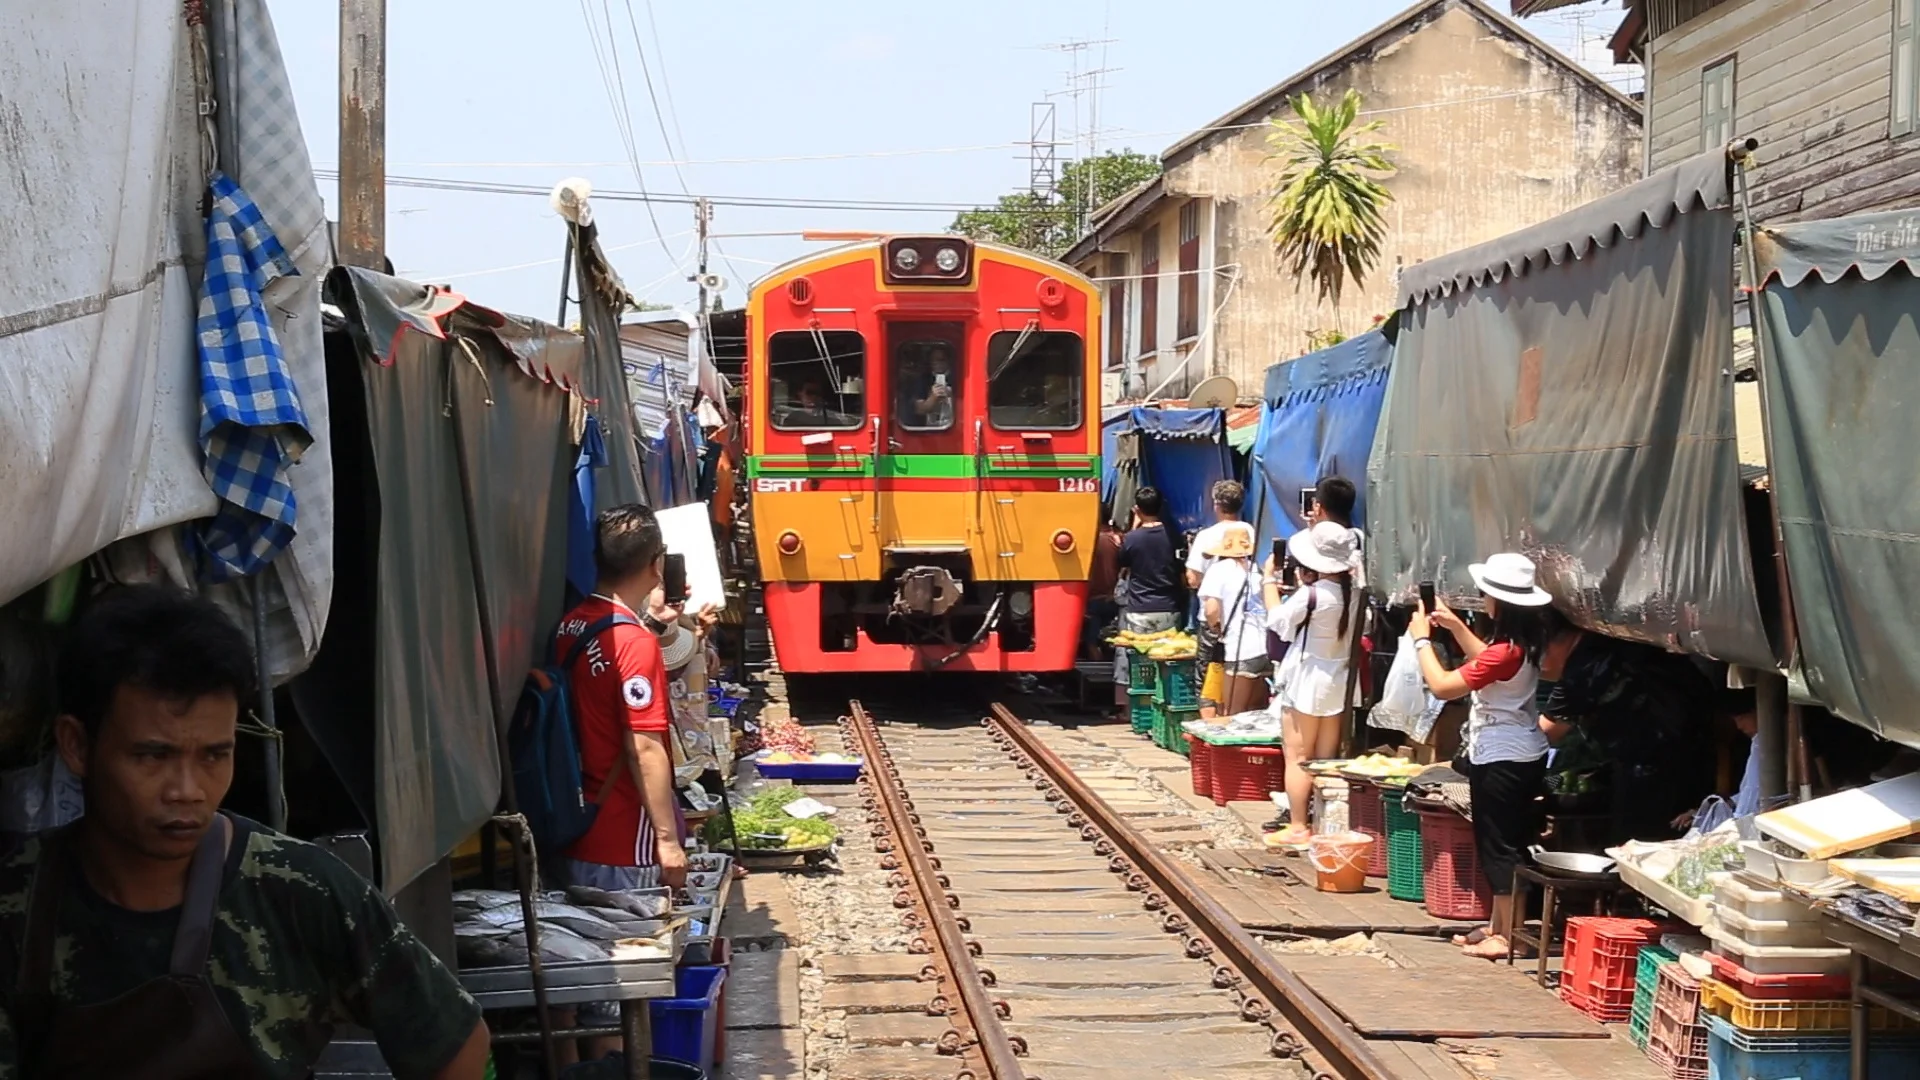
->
[0,586,491,1079]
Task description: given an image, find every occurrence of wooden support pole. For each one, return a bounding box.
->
[338,0,387,270]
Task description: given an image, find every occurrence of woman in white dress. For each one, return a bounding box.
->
[1262,522,1362,845]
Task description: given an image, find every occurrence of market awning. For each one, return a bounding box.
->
[300,268,582,893]
[1118,407,1232,537]
[1753,208,1920,750]
[1246,330,1393,540]
[1371,149,1775,669]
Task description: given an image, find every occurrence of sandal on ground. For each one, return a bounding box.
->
[1264,826,1314,848]
[1463,936,1511,959]
[1450,927,1490,947]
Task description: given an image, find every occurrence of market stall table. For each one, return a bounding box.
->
[463,948,683,1080]
[1799,900,1920,1080]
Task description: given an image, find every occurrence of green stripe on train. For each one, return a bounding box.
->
[746,454,1099,480]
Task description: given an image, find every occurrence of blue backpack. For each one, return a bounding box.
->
[509,613,639,857]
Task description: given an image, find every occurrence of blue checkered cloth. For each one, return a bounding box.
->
[196,172,311,581]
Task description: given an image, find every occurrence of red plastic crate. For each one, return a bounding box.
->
[1568,919,1672,992]
[1559,917,1672,1021]
[1702,951,1851,1001]
[1416,806,1491,921]
[1346,780,1389,877]
[1212,746,1284,806]
[1185,735,1215,801]
[1646,964,1708,1080]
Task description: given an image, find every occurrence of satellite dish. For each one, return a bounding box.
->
[695,273,728,294]
[549,178,594,225]
[1190,375,1239,409]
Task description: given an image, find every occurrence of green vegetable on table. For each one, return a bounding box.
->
[1663,841,1742,898]
[705,786,840,850]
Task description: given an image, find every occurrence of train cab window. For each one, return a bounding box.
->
[769,330,865,430]
[987,330,1082,430]
[892,334,960,432]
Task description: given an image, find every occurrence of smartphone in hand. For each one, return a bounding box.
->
[663,553,688,603]
[1418,580,1437,613]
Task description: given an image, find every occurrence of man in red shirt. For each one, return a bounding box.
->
[551,504,689,891]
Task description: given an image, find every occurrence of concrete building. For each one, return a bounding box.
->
[1065,0,1643,399]
[1600,0,1920,221]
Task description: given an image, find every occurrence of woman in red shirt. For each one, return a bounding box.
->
[1408,552,1555,960]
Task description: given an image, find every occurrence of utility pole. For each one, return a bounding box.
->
[692,197,713,314]
[339,0,387,270]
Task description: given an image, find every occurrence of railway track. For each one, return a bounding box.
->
[825,699,1391,1080]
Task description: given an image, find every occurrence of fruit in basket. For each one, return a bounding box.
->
[759,715,814,754]
[1343,753,1423,779]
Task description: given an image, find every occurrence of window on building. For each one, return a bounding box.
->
[1139,224,1160,356]
[769,330,866,430]
[1104,253,1127,370]
[1701,56,1737,152]
[988,331,1083,430]
[1897,0,1919,136]
[1176,202,1201,341]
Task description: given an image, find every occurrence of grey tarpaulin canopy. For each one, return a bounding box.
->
[1754,209,1920,750]
[571,221,649,510]
[1369,149,1773,668]
[299,268,580,893]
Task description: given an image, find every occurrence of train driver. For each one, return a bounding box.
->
[900,343,955,428]
[785,379,830,425]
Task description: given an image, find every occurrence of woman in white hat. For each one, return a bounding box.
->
[1260,522,1364,845]
[1197,522,1272,717]
[1408,551,1555,960]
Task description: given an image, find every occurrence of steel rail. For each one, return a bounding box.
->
[844,702,1031,1080]
[986,704,1395,1080]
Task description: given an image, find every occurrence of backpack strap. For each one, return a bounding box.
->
[556,612,645,804]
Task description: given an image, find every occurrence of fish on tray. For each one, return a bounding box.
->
[470,900,626,940]
[564,885,672,919]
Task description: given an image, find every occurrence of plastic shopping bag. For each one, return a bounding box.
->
[1370,632,1444,743]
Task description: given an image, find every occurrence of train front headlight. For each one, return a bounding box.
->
[1008,589,1034,618]
[893,247,921,272]
[934,246,963,273]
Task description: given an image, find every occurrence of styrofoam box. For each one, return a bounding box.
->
[1704,924,1851,976]
[1714,876,1814,923]
[1709,906,1831,949]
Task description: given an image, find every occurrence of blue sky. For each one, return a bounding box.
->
[265,0,1637,318]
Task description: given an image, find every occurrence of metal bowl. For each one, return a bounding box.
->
[1529,846,1616,877]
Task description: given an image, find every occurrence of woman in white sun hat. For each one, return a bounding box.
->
[1261,522,1363,846]
[1408,551,1555,961]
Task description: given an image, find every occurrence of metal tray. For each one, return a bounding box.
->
[736,841,834,871]
[459,943,682,1010]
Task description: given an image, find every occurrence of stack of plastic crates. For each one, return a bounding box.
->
[1383,789,1424,903]
[1151,706,1191,756]
[1628,945,1678,1049]
[1211,746,1284,804]
[1559,917,1671,1023]
[1700,975,1920,1034]
[1127,654,1158,735]
[1646,963,1709,1080]
[1153,659,1201,710]
[1415,804,1491,920]
[1704,1015,1920,1080]
[1346,779,1389,878]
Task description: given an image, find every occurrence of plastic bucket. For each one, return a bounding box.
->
[1308,831,1374,893]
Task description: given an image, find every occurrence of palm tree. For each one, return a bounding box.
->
[1266,90,1395,309]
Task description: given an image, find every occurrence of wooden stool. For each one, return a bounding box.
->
[1506,864,1632,985]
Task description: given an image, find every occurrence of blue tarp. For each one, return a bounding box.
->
[1098,407,1230,537]
[1246,331,1392,541]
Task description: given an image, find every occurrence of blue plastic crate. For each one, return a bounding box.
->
[753,753,863,782]
[1705,1014,1920,1080]
[651,965,728,1075]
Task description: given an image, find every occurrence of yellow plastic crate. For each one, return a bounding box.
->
[1699,978,1920,1034]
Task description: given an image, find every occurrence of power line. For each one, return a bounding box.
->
[309,168,1064,213]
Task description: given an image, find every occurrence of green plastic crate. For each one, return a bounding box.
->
[1152,659,1202,710]
[1628,946,1677,1049]
[1384,791,1425,903]
[1127,652,1159,693]
[1154,705,1199,753]
[1129,693,1157,735]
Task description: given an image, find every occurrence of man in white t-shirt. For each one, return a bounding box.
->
[1185,479,1246,590]
[1187,480,1246,715]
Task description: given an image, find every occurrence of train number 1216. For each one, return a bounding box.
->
[1056,477,1098,493]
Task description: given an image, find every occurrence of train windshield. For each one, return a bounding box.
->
[891,328,962,432]
[987,330,1082,430]
[769,329,866,430]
